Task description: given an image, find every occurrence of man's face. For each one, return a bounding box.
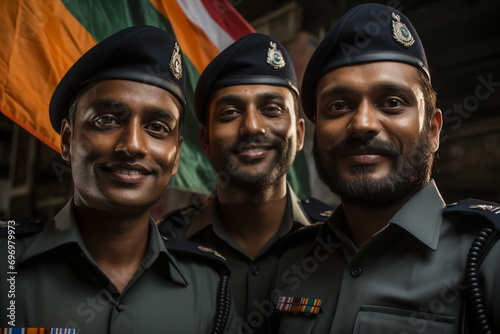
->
[202,84,305,189]
[60,80,183,213]
[313,62,442,207]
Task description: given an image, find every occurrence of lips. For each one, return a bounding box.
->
[236,144,273,160]
[104,163,152,183]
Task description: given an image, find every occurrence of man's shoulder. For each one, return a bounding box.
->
[297,196,335,224]
[442,198,500,231]
[157,204,201,239]
[161,236,230,276]
[0,217,45,239]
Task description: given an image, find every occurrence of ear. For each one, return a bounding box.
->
[429,108,443,153]
[60,118,73,162]
[170,136,184,176]
[295,117,306,152]
[199,125,210,158]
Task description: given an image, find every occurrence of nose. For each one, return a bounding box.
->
[240,107,266,137]
[115,119,148,157]
[347,101,381,140]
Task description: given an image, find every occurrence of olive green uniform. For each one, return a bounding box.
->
[158,185,330,333]
[274,181,500,333]
[0,200,237,333]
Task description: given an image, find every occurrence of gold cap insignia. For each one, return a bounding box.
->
[267,41,286,69]
[392,13,415,48]
[169,42,183,80]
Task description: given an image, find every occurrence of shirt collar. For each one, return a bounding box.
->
[325,180,445,252]
[185,183,311,240]
[21,199,188,286]
[388,180,445,250]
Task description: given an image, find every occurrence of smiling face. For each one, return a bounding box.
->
[313,62,442,207]
[201,84,305,189]
[60,80,183,213]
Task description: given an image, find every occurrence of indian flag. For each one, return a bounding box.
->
[0,0,311,198]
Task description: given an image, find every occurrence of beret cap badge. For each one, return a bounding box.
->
[169,42,183,80]
[267,41,286,69]
[392,13,415,48]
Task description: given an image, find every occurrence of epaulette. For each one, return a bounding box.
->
[300,197,334,223]
[0,217,44,237]
[161,236,230,276]
[157,204,198,229]
[278,223,323,255]
[442,199,500,231]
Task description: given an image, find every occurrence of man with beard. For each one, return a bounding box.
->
[0,26,236,333]
[157,33,333,334]
[273,3,500,334]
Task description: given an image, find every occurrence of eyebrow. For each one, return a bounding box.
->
[214,92,286,107]
[319,82,415,99]
[88,98,177,122]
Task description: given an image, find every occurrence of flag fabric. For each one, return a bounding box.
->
[0,0,311,198]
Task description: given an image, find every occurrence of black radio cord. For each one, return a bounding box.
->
[211,273,232,334]
[464,228,497,334]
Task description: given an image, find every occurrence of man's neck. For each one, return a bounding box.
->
[73,203,151,293]
[342,196,412,249]
[216,179,288,259]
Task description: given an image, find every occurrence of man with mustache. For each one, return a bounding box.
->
[273,3,500,333]
[158,33,332,333]
[0,26,236,333]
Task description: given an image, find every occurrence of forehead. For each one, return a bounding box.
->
[317,61,422,96]
[77,79,181,117]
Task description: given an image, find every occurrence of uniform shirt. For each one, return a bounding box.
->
[159,185,312,333]
[0,200,237,333]
[274,181,500,333]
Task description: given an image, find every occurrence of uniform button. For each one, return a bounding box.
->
[115,302,125,312]
[351,266,362,278]
[251,265,259,276]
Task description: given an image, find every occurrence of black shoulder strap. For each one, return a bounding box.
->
[0,217,45,237]
[442,198,500,230]
[444,199,500,334]
[157,205,200,239]
[162,237,230,276]
[300,197,335,223]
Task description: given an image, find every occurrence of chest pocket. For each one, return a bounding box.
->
[353,305,455,334]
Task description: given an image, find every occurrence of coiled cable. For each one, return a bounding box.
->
[211,273,232,334]
[464,228,497,334]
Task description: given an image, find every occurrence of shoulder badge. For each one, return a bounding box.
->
[267,41,286,69]
[300,197,335,223]
[162,237,230,276]
[0,217,44,237]
[169,42,183,80]
[442,199,500,231]
[392,12,415,48]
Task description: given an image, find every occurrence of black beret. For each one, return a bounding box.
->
[194,33,298,125]
[49,25,186,133]
[302,3,429,122]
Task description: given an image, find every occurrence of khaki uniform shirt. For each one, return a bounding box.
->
[274,181,500,333]
[159,185,312,333]
[0,200,237,333]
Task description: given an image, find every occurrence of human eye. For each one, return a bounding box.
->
[217,107,240,121]
[379,97,406,112]
[261,104,285,117]
[93,115,120,129]
[145,122,171,137]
